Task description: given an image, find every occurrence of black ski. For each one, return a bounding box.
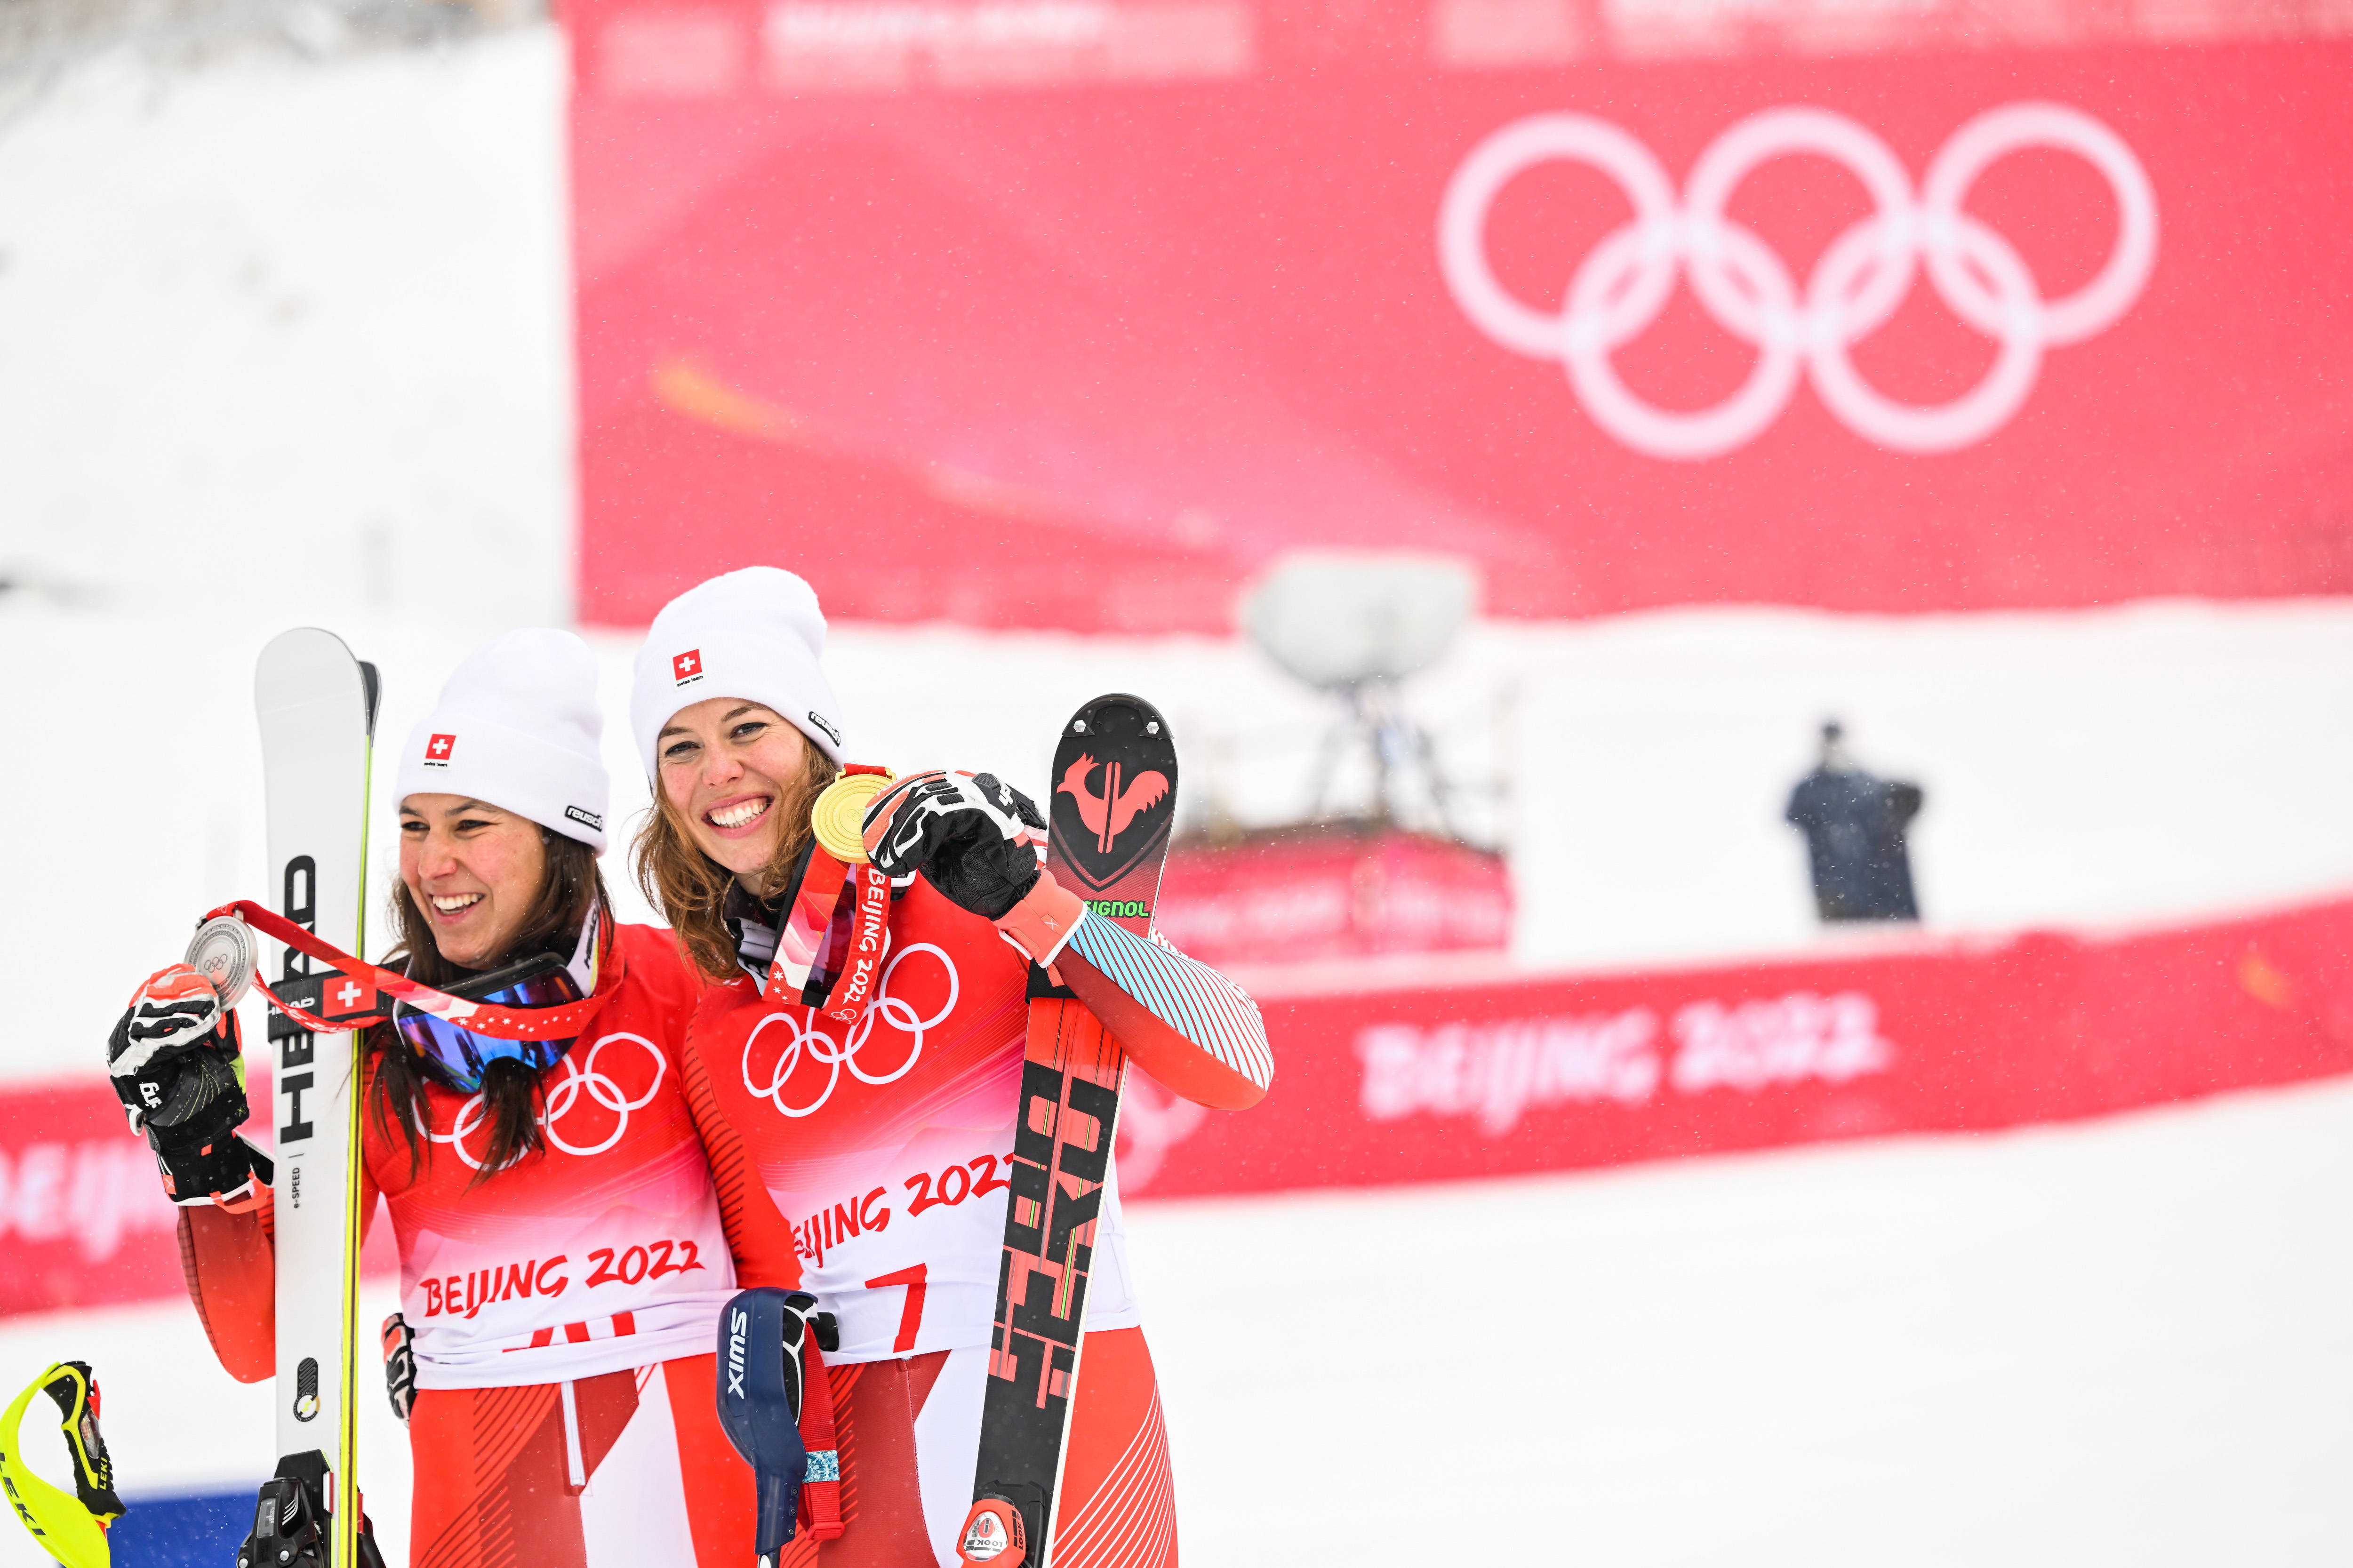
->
[960,695,1177,1568]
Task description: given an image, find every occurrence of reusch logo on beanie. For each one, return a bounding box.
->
[673,649,705,686]
[424,734,456,768]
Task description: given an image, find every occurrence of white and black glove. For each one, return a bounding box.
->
[777,1289,839,1421]
[382,1313,417,1424]
[106,964,259,1205]
[862,770,1046,921]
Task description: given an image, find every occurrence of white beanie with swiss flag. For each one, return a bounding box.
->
[396,628,611,853]
[629,567,847,777]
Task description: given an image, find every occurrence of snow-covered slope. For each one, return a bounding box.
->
[0,29,571,630]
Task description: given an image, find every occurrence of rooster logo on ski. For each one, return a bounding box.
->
[1056,753,1168,853]
[1048,723,1176,894]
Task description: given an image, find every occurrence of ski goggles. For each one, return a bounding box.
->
[392,950,584,1095]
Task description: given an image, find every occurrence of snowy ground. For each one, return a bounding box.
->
[5,1075,2351,1567]
[0,27,572,632]
[6,24,2353,1568]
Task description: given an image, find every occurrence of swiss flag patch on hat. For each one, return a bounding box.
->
[423,733,456,768]
[672,649,704,686]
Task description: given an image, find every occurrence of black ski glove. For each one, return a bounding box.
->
[862,770,1046,921]
[107,963,258,1205]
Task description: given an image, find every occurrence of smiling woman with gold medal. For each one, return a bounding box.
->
[633,567,1273,1567]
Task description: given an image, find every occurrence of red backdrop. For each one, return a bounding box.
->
[570,16,2353,630]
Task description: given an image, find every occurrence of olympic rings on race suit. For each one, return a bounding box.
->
[428,1031,670,1170]
[741,942,960,1119]
[1437,100,2158,459]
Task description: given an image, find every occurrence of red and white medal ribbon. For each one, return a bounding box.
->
[774,762,900,1023]
[196,899,624,1040]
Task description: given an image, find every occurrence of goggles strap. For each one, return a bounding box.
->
[768,759,899,1020]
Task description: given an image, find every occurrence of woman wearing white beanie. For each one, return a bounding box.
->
[104,627,835,1568]
[631,567,1273,1568]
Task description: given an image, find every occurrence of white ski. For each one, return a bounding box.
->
[248,628,379,1568]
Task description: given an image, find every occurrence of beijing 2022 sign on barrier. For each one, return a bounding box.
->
[568,23,2353,631]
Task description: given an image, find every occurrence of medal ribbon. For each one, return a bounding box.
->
[821,864,895,1025]
[200,899,625,1040]
[767,846,852,1001]
[777,762,899,1023]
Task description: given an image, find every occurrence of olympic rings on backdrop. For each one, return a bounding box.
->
[1436,102,2158,460]
[429,1032,668,1170]
[741,943,961,1119]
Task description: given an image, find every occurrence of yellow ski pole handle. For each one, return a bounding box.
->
[0,1361,124,1568]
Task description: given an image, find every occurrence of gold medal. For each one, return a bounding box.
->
[810,770,895,864]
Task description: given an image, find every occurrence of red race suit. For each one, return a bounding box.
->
[176,922,827,1568]
[688,829,1273,1568]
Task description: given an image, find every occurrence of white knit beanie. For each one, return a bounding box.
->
[395,628,611,853]
[630,567,847,777]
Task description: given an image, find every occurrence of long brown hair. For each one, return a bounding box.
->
[369,827,608,1183]
[633,743,838,983]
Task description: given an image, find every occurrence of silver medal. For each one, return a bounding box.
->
[184,914,257,1006]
